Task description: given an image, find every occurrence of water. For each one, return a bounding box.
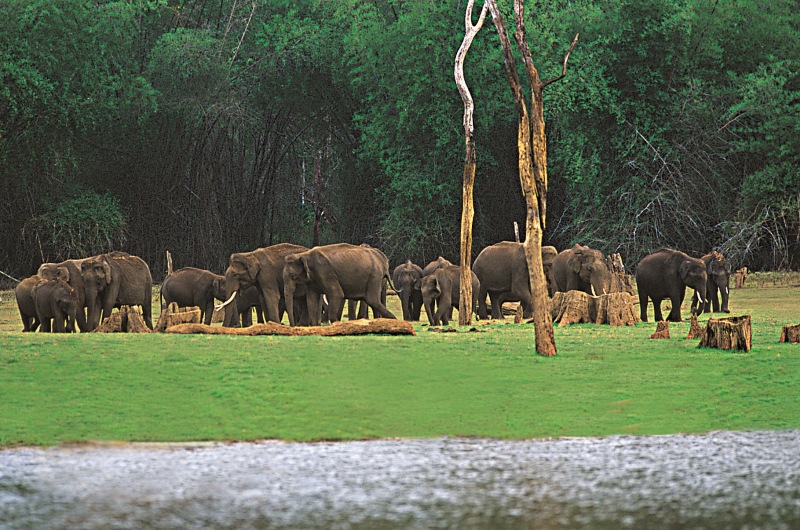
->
[2,430,799,529]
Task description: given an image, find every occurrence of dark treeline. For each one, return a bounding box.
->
[1,0,798,283]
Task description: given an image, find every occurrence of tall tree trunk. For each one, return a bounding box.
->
[488,0,576,356]
[454,0,489,326]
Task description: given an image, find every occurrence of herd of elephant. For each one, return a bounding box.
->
[13,241,733,333]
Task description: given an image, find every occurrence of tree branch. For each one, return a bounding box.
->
[541,33,580,89]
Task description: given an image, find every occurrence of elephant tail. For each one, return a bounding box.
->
[385,273,398,293]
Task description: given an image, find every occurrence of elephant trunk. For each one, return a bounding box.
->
[284,279,297,327]
[398,288,411,320]
[692,286,707,316]
[423,296,437,326]
[720,283,730,313]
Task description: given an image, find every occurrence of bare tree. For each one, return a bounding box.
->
[454,0,490,325]
[487,0,578,356]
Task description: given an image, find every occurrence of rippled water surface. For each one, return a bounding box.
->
[2,430,800,529]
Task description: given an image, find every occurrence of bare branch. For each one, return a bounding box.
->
[541,33,580,89]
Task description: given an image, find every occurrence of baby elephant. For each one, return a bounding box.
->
[15,275,43,332]
[419,265,480,326]
[33,279,80,333]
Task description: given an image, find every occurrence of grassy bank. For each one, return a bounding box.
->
[1,278,799,447]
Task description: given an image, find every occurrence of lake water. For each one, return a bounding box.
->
[2,430,800,529]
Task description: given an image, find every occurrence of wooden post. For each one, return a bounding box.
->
[698,315,752,352]
[454,0,489,326]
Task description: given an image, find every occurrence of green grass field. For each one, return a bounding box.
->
[1,275,799,447]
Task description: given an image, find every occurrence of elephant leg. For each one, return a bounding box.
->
[711,285,721,312]
[203,300,214,326]
[668,291,684,322]
[240,308,253,327]
[358,300,369,319]
[40,318,52,332]
[411,291,423,321]
[652,297,665,322]
[489,292,503,320]
[638,291,650,322]
[307,291,324,326]
[477,286,489,320]
[365,292,396,320]
[262,288,281,324]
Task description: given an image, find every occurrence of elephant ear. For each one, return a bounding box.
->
[244,255,260,281]
[299,255,312,281]
[569,247,584,274]
[413,278,422,290]
[679,260,692,281]
[56,266,70,283]
[432,277,442,297]
[102,257,112,285]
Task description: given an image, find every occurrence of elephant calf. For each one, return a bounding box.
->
[32,279,80,332]
[419,265,479,326]
[15,275,43,332]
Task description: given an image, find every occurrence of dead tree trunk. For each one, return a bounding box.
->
[454,0,489,326]
[487,0,577,356]
[780,324,800,343]
[699,316,752,352]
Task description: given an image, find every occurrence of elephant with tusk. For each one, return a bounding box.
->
[551,244,612,297]
[691,251,732,314]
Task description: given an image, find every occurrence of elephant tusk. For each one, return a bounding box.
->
[591,284,597,297]
[724,286,729,295]
[215,290,237,311]
[322,294,328,305]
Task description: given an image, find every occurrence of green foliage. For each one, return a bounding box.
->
[23,191,128,261]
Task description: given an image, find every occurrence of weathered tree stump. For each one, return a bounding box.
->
[686,315,703,339]
[550,291,639,326]
[154,302,202,332]
[165,318,416,336]
[734,267,748,289]
[605,253,635,295]
[779,324,800,343]
[698,315,752,352]
[650,321,670,339]
[94,305,153,333]
[514,304,523,324]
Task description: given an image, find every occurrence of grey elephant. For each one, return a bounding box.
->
[283,243,396,326]
[219,243,308,327]
[161,267,265,326]
[392,260,424,321]
[472,241,540,320]
[38,257,91,332]
[81,252,154,330]
[636,248,708,322]
[691,251,731,314]
[15,275,43,332]
[418,257,454,319]
[552,244,611,296]
[419,265,479,326]
[32,279,80,332]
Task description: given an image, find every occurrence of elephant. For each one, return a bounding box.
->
[160,267,264,326]
[552,244,611,296]
[15,275,43,332]
[472,241,535,320]
[392,260,424,321]
[81,252,154,330]
[421,256,452,277]
[635,248,708,322]
[419,265,479,326]
[218,243,308,327]
[541,245,558,297]
[32,279,80,333]
[283,243,396,326]
[691,252,732,314]
[38,257,91,332]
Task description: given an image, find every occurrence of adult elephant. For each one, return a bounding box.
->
[552,244,611,296]
[419,265,479,326]
[15,275,42,332]
[283,243,396,326]
[691,251,732,314]
[38,257,91,332]
[81,252,154,330]
[472,241,534,320]
[32,279,80,333]
[218,243,308,327]
[161,268,265,326]
[636,248,708,322]
[392,260,423,321]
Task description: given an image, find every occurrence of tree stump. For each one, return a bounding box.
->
[698,315,752,352]
[550,291,639,326]
[734,267,748,289]
[779,324,800,343]
[154,302,202,332]
[94,306,153,333]
[686,315,703,339]
[514,304,523,324]
[605,253,635,295]
[650,321,670,339]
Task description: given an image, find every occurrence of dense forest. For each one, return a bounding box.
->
[1,0,798,283]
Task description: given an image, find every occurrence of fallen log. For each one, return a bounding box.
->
[94,305,153,333]
[698,315,752,352]
[165,318,416,336]
[779,324,800,344]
